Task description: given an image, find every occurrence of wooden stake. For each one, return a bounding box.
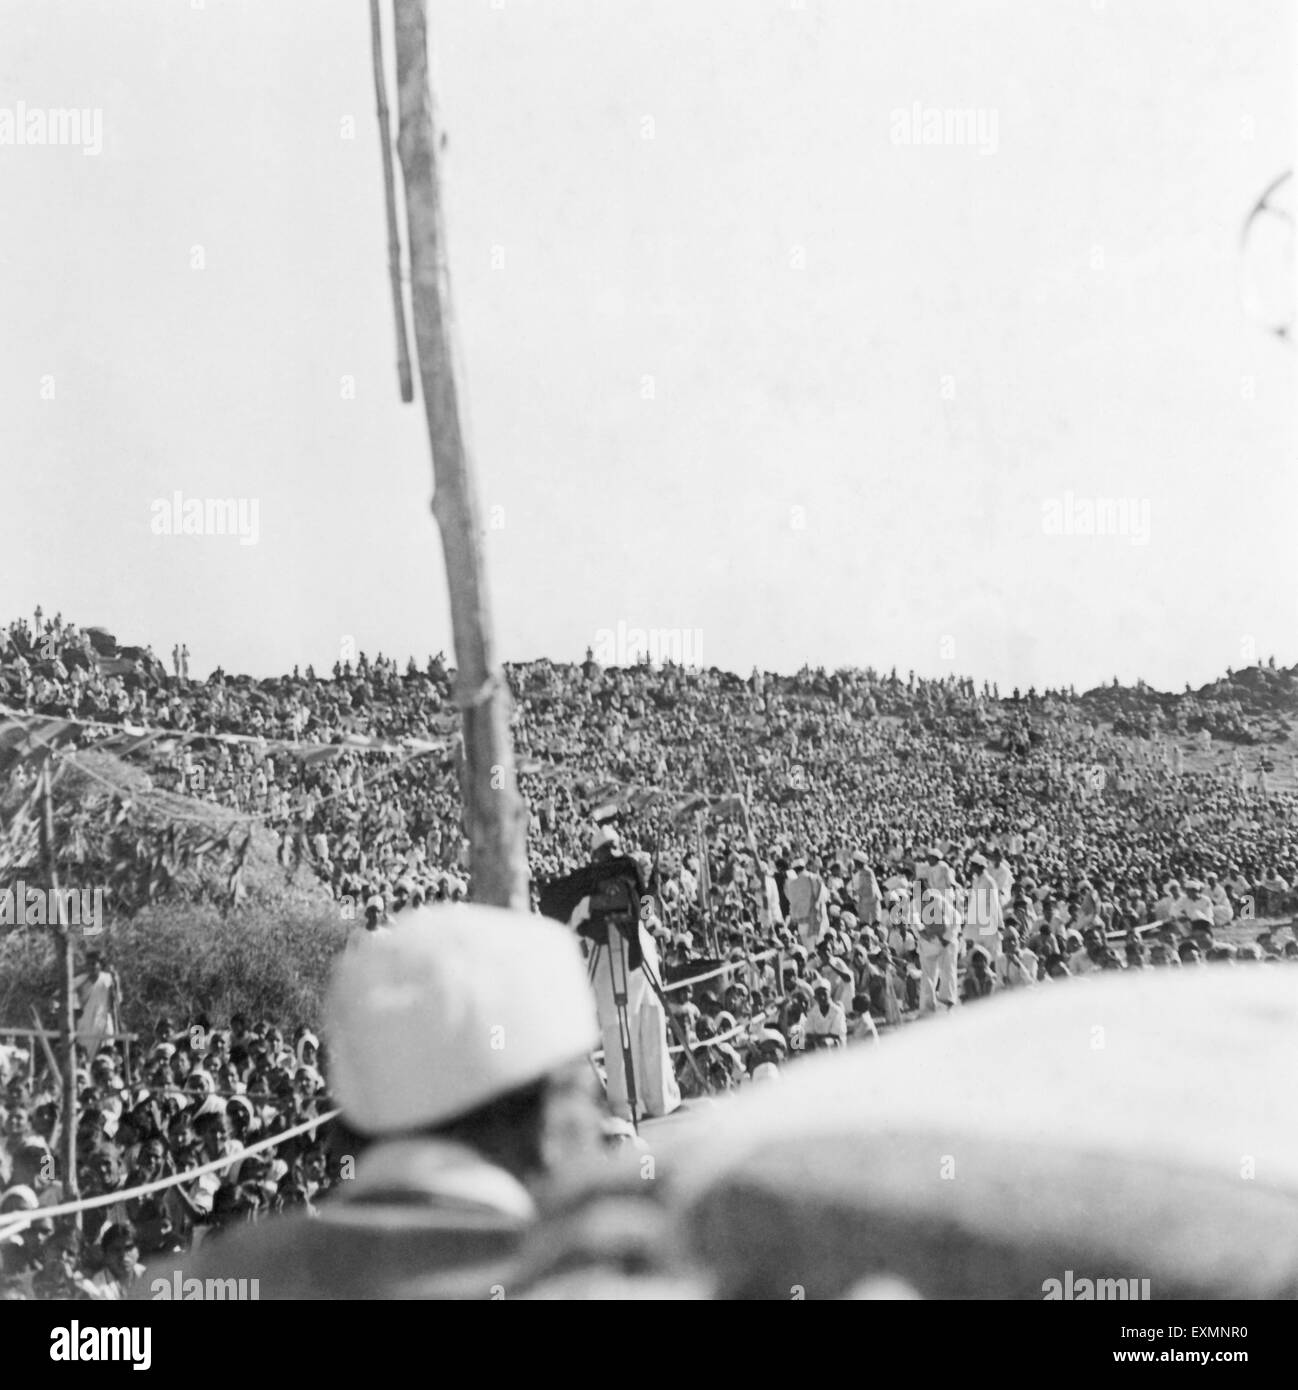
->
[39,761,79,1223]
[370,0,414,403]
[29,1006,62,1096]
[392,0,529,909]
[726,750,768,922]
[725,751,765,984]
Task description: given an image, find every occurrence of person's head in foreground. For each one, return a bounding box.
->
[326,902,605,1188]
[180,903,607,1300]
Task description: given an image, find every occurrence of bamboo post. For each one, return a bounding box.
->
[39,762,79,1223]
[370,0,414,402]
[29,1008,63,1097]
[392,0,529,909]
[695,809,718,957]
[726,751,766,979]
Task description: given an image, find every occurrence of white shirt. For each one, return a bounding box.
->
[923,861,956,897]
[988,861,1013,903]
[966,871,1004,947]
[1184,893,1214,925]
[786,872,824,925]
[803,999,847,1045]
[997,948,1039,989]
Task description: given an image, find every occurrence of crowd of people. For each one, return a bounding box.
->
[0,1011,334,1299]
[4,610,1296,918]
[2,609,1297,1295]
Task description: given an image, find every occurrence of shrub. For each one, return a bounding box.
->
[0,901,349,1038]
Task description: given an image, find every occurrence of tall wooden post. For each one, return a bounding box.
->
[695,810,717,956]
[725,753,766,981]
[370,0,414,403]
[391,0,529,909]
[39,762,79,1222]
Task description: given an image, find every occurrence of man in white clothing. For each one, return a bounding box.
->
[922,847,957,904]
[785,858,826,951]
[804,983,847,1048]
[964,854,1004,962]
[815,939,857,1011]
[850,852,882,927]
[1152,881,1180,921]
[74,951,119,1059]
[1181,879,1215,927]
[986,847,1014,905]
[1205,874,1233,928]
[916,888,961,1012]
[995,930,1039,990]
[758,860,784,931]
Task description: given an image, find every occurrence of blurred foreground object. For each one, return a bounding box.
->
[179,905,600,1298]
[673,969,1298,1298]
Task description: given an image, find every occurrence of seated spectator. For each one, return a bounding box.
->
[961,947,998,1001]
[802,984,845,1049]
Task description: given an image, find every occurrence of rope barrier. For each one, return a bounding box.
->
[661,948,778,994]
[0,703,451,758]
[0,1027,144,1042]
[591,1013,771,1066]
[125,1087,319,1108]
[0,1107,340,1240]
[665,1015,755,1057]
[587,946,780,1067]
[2,694,782,845]
[5,713,450,841]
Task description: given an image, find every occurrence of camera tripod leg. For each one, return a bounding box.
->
[603,923,640,1132]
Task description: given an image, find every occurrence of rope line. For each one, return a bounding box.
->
[661,948,778,994]
[0,1107,340,1240]
[0,703,452,758]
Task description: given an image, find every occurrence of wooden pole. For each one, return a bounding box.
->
[726,751,768,923]
[726,752,764,990]
[28,1008,63,1096]
[392,0,529,909]
[39,762,79,1223]
[695,810,717,956]
[370,0,414,403]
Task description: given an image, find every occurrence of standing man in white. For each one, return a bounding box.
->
[965,854,1005,963]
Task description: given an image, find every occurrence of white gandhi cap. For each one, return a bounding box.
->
[327,903,598,1135]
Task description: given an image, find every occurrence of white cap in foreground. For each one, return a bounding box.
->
[327,903,598,1135]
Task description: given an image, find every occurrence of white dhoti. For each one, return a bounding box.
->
[794,918,820,953]
[592,924,681,1122]
[75,976,116,1056]
[917,937,958,1012]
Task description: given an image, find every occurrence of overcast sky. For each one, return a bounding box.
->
[2,0,1294,693]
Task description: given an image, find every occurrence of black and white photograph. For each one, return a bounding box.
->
[1,0,1296,1343]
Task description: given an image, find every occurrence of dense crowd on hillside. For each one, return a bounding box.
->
[3,609,1296,929]
[3,608,1297,1295]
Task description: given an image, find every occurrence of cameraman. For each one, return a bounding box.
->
[563,826,681,1123]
